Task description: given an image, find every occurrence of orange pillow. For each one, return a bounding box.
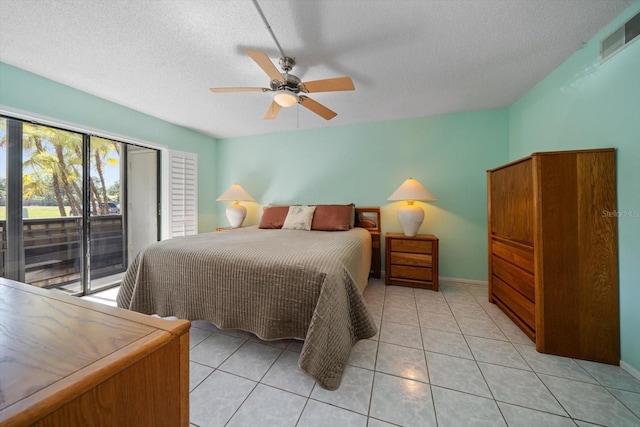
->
[311,204,354,231]
[258,206,290,229]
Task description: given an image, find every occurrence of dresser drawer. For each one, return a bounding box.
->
[390,265,432,281]
[390,252,432,267]
[491,255,534,302]
[492,238,534,274]
[492,275,535,330]
[389,239,432,254]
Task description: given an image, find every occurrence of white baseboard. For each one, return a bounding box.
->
[439,277,488,286]
[620,360,640,381]
[377,273,488,287]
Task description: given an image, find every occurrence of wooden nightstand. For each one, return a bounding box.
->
[385,233,439,291]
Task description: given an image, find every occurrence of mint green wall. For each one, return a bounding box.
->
[0,62,219,231]
[217,110,509,281]
[4,1,635,372]
[509,2,640,372]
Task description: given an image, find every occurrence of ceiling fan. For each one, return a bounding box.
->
[210,49,355,121]
[209,0,354,121]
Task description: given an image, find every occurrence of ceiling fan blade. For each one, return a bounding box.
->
[302,76,355,93]
[263,101,282,120]
[245,49,285,83]
[299,96,337,120]
[209,87,266,93]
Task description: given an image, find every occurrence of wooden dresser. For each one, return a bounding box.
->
[385,233,439,291]
[0,278,190,427]
[487,148,619,364]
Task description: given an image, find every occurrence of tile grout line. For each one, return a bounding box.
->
[364,283,386,422]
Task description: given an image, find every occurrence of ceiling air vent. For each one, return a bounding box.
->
[601,11,640,62]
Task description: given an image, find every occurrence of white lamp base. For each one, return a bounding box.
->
[397,203,424,237]
[226,202,247,229]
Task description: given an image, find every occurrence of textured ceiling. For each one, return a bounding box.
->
[0,0,633,139]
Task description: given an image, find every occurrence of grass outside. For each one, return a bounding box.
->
[0,206,71,220]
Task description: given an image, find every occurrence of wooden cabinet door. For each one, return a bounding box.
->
[488,158,534,245]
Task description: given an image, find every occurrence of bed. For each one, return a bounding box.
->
[116,206,379,390]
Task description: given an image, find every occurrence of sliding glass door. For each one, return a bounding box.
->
[23,123,85,290]
[89,136,126,293]
[0,116,160,296]
[0,119,85,290]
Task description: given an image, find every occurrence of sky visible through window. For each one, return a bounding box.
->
[0,129,119,185]
[0,123,121,218]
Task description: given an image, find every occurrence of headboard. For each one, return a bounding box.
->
[355,207,381,232]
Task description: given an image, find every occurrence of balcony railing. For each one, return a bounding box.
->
[0,216,126,289]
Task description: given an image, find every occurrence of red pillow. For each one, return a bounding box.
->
[258,206,290,229]
[311,204,354,231]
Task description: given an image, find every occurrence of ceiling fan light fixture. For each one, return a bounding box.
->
[273,90,299,107]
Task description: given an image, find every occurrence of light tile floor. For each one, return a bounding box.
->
[90,279,640,426]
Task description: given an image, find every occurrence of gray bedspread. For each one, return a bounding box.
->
[116,227,377,390]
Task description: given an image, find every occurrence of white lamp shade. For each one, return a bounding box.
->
[388,178,436,237]
[216,184,255,202]
[387,178,436,202]
[217,184,254,228]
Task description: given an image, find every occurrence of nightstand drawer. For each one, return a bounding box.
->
[390,265,432,281]
[389,239,432,254]
[391,252,432,267]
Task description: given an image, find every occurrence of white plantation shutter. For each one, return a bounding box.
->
[168,150,197,237]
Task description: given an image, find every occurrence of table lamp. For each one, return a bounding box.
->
[387,178,437,237]
[216,184,255,228]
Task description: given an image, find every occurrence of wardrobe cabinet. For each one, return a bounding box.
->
[487,148,619,365]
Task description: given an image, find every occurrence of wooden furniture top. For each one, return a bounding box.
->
[0,278,190,426]
[386,233,438,240]
[487,147,615,172]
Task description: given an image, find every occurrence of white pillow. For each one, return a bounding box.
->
[282,205,316,231]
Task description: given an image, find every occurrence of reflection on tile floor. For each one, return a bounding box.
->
[92,279,640,426]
